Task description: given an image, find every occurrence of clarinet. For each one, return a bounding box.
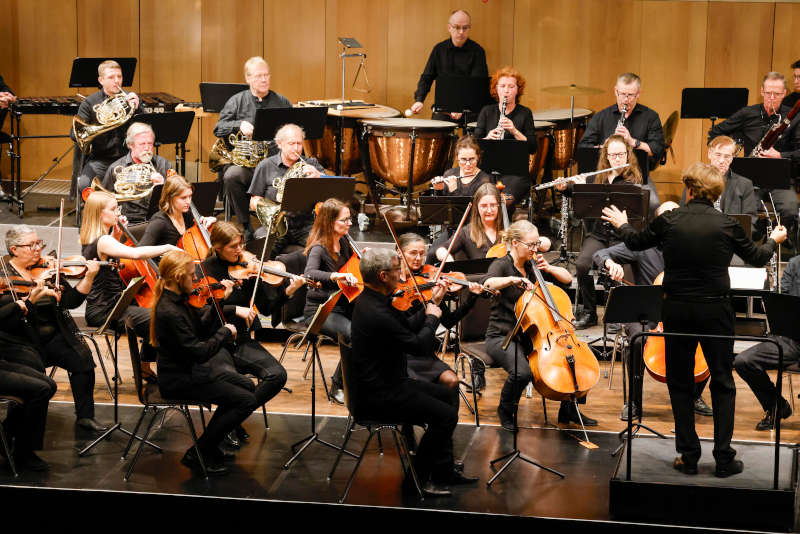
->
[617,104,627,130]
[495,96,508,138]
[761,200,778,292]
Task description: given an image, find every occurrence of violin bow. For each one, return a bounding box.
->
[55,198,64,290]
[187,232,226,329]
[0,255,21,304]
[249,224,271,312]
[383,211,428,305]
[433,202,471,282]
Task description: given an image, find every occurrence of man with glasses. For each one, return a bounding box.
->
[709,72,800,243]
[578,72,665,165]
[214,57,291,242]
[249,123,324,258]
[409,9,488,121]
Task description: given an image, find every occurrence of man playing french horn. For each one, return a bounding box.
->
[74,60,142,195]
[249,123,324,258]
[214,56,291,242]
[102,122,170,224]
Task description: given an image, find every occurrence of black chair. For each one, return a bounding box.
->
[49,329,114,399]
[328,335,424,503]
[0,396,21,477]
[122,326,208,481]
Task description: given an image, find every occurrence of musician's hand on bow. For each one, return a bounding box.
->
[239,121,254,138]
[15,299,28,314]
[219,279,235,299]
[200,216,216,229]
[151,172,165,185]
[604,259,625,281]
[332,271,358,287]
[286,275,306,297]
[125,92,140,110]
[759,147,781,159]
[223,323,238,339]
[601,205,628,228]
[511,276,534,291]
[235,306,256,327]
[410,102,424,114]
[28,281,57,304]
[425,301,442,318]
[615,124,633,144]
[770,224,788,244]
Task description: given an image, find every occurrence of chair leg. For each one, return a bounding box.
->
[262,404,269,430]
[102,334,122,385]
[456,353,480,427]
[788,373,796,413]
[122,405,150,459]
[377,430,384,455]
[328,418,356,480]
[608,332,621,388]
[339,429,376,504]
[0,424,17,478]
[198,405,207,431]
[279,332,304,364]
[48,366,57,379]
[393,427,423,499]
[124,407,161,481]
[80,332,113,399]
[178,405,208,479]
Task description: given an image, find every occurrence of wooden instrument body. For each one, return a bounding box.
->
[117,225,158,308]
[337,235,364,302]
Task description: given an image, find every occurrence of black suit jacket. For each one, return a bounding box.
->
[680,170,757,232]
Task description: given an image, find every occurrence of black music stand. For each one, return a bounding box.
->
[79,277,160,456]
[418,195,471,227]
[283,290,357,469]
[575,147,650,185]
[445,257,495,275]
[280,177,355,212]
[70,57,138,88]
[199,82,249,114]
[252,107,327,142]
[136,111,195,175]
[572,184,650,222]
[680,88,749,127]
[604,285,668,457]
[478,140,530,196]
[433,76,491,130]
[731,157,793,191]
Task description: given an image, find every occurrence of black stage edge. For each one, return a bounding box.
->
[610,437,798,532]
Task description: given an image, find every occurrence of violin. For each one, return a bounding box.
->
[227,250,319,288]
[337,234,364,302]
[187,276,243,308]
[0,276,57,295]
[178,202,213,262]
[485,182,510,259]
[642,272,709,383]
[392,264,497,311]
[30,255,118,280]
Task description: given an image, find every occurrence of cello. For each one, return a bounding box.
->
[178,202,213,261]
[116,222,160,308]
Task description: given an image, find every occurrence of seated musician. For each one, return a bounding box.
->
[397,232,483,389]
[74,60,143,194]
[2,225,106,432]
[139,175,215,248]
[782,59,800,108]
[302,198,359,405]
[473,67,537,206]
[102,122,170,224]
[483,220,595,429]
[152,250,274,476]
[734,254,800,431]
[434,183,505,262]
[593,201,713,420]
[214,57,291,242]
[578,72,665,166]
[680,136,757,236]
[708,72,799,243]
[248,123,324,256]
[559,134,648,329]
[352,247,478,496]
[80,191,181,380]
[0,285,57,471]
[432,135,491,198]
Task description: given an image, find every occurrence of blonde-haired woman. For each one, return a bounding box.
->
[139,174,215,247]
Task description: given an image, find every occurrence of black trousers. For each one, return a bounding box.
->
[222,164,255,230]
[576,235,612,315]
[663,297,736,465]
[360,378,458,483]
[230,340,287,402]
[316,310,351,389]
[734,335,800,413]
[0,360,56,452]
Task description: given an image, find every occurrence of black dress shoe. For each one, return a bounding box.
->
[330,385,345,405]
[714,459,744,478]
[673,456,698,475]
[574,313,598,330]
[619,403,640,421]
[217,444,236,459]
[755,400,791,431]
[453,460,464,473]
[447,470,479,485]
[223,430,241,449]
[181,448,228,476]
[75,418,109,432]
[235,425,250,443]
[497,405,516,432]
[558,404,598,426]
[421,481,452,497]
[694,397,713,416]
[14,451,50,472]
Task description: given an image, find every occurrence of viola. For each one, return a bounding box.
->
[116,222,159,308]
[178,202,213,262]
[337,234,364,302]
[228,250,319,288]
[187,276,243,308]
[485,182,510,259]
[642,272,709,383]
[392,265,497,311]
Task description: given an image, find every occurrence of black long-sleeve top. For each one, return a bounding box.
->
[593,242,664,286]
[779,255,800,296]
[352,286,441,392]
[102,153,173,224]
[443,223,496,259]
[154,288,233,377]
[708,103,800,163]
[618,198,777,299]
[74,89,144,162]
[303,237,354,316]
[213,89,292,138]
[414,38,488,104]
[578,103,665,162]
[436,168,492,198]
[139,211,193,247]
[474,103,538,154]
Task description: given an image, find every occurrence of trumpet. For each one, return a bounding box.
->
[72,85,135,154]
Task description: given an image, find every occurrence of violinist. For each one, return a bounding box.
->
[432,135,491,198]
[79,191,181,380]
[303,198,359,404]
[558,134,652,329]
[602,162,787,478]
[139,174,216,249]
[397,233,483,388]
[152,250,274,476]
[482,220,596,430]
[2,225,107,432]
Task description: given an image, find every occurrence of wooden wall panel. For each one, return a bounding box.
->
[772,3,800,79]
[640,0,708,199]
[76,0,140,91]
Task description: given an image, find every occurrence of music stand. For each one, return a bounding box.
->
[252,107,327,142]
[79,277,160,456]
[433,76,490,130]
[283,290,357,469]
[445,257,495,275]
[280,177,355,212]
[418,196,471,227]
[572,184,650,222]
[199,82,249,114]
[575,147,650,185]
[603,285,668,457]
[680,88,749,127]
[136,111,195,175]
[478,139,530,179]
[70,57,138,88]
[730,157,793,191]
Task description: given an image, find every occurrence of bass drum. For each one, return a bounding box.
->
[361,118,457,188]
[533,108,593,170]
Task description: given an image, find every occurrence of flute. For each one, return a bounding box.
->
[534,164,630,191]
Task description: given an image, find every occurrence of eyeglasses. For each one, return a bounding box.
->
[16,240,45,250]
[763,91,785,97]
[336,217,353,224]
[458,157,478,164]
[710,151,734,161]
[616,91,638,99]
[404,250,426,257]
[250,73,270,80]
[517,240,541,250]
[607,152,627,158]
[478,203,499,211]
[449,24,471,31]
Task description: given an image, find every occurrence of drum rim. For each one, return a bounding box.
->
[533,107,594,119]
[360,118,458,128]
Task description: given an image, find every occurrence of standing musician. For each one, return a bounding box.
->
[708,72,800,242]
[602,162,787,478]
[558,134,647,329]
[151,250,274,476]
[102,122,170,224]
[409,9,488,122]
[214,57,291,241]
[734,253,800,431]
[139,175,215,248]
[473,67,537,206]
[432,135,491,198]
[2,225,106,432]
[352,247,478,496]
[482,220,596,429]
[74,60,143,194]
[248,123,324,255]
[303,198,359,404]
[593,201,713,420]
[578,72,665,165]
[79,191,181,380]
